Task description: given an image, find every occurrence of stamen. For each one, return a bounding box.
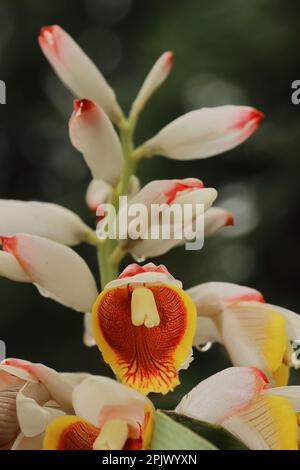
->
[131,286,160,328]
[93,419,128,450]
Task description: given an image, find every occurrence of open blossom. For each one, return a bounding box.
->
[92,263,197,395]
[188,282,299,386]
[43,376,154,450]
[0,359,89,450]
[143,106,263,160]
[38,25,123,123]
[176,366,300,450]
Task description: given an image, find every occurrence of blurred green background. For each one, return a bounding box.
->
[0,0,299,408]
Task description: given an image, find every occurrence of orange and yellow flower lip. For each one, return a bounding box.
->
[92,263,197,395]
[43,403,155,450]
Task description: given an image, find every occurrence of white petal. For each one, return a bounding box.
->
[173,187,217,212]
[193,316,222,349]
[105,270,182,290]
[86,179,111,212]
[132,51,173,114]
[0,364,37,386]
[17,382,64,437]
[39,25,122,123]
[176,366,267,424]
[204,207,234,236]
[86,175,140,212]
[59,372,91,387]
[72,376,149,427]
[187,282,264,317]
[144,106,263,160]
[83,312,96,347]
[125,178,204,208]
[2,234,98,312]
[69,99,123,186]
[0,251,30,283]
[0,200,90,245]
[2,359,75,413]
[11,432,44,450]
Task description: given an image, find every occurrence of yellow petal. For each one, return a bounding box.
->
[224,395,298,450]
[93,419,128,450]
[43,415,99,450]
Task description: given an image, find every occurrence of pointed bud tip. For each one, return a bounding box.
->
[0,235,16,252]
[73,99,95,113]
[234,107,264,132]
[165,51,174,68]
[226,213,235,226]
[39,25,61,46]
[251,108,264,124]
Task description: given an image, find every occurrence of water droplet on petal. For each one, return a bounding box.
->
[197,342,213,352]
[131,253,146,263]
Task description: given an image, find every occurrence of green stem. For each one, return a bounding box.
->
[96,114,139,289]
[97,242,119,289]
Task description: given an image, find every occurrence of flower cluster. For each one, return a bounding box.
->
[0,25,299,450]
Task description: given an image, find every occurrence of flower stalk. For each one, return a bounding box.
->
[96,113,140,289]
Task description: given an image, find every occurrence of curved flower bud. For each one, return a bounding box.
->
[0,251,30,283]
[43,376,154,450]
[177,367,299,450]
[86,179,111,213]
[92,263,197,394]
[0,200,90,246]
[131,51,173,115]
[69,99,123,186]
[118,178,217,260]
[38,25,123,123]
[204,207,234,236]
[86,175,140,213]
[143,106,263,160]
[1,234,98,312]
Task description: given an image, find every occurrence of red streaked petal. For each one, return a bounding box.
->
[143,105,264,160]
[44,416,100,450]
[252,367,269,386]
[164,178,204,204]
[118,263,172,279]
[58,421,99,450]
[92,284,196,394]
[233,108,264,131]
